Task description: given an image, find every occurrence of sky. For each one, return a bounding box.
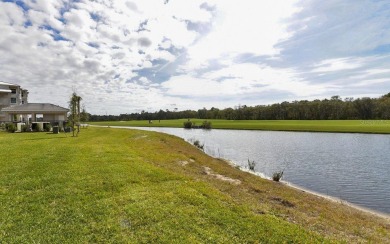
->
[1,0,390,115]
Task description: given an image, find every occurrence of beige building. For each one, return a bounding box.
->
[0,82,69,127]
[0,81,28,121]
[2,103,69,126]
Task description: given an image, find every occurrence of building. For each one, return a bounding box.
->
[0,81,28,121]
[0,82,69,127]
[2,103,69,127]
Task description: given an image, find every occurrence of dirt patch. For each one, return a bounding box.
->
[271,197,295,208]
[203,167,241,185]
[132,135,148,140]
[178,160,189,166]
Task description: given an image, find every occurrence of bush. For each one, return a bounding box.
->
[193,140,204,151]
[272,171,284,182]
[6,123,16,133]
[44,123,52,132]
[201,120,212,129]
[0,122,5,131]
[248,159,256,171]
[21,125,29,132]
[183,121,193,129]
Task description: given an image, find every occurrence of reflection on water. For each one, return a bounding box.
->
[118,126,390,214]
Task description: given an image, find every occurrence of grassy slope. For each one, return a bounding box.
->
[90,119,390,134]
[0,128,388,243]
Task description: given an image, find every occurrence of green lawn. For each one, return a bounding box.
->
[90,119,390,133]
[0,128,389,243]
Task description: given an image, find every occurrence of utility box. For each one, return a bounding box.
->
[17,122,25,132]
[53,126,59,134]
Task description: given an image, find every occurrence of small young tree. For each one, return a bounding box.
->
[69,92,82,137]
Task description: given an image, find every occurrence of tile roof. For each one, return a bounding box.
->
[0,81,19,86]
[1,103,69,113]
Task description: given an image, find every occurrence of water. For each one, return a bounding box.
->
[115,126,390,214]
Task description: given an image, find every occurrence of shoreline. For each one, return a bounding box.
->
[283,181,390,220]
[233,160,390,221]
[97,125,390,221]
[89,122,390,135]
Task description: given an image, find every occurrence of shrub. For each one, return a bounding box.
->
[272,171,284,182]
[44,123,52,132]
[201,120,212,129]
[247,159,256,171]
[21,125,29,132]
[193,140,204,151]
[6,123,16,133]
[183,121,193,129]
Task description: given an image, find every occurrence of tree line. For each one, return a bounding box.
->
[89,93,390,121]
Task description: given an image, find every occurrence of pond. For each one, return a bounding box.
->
[115,126,390,215]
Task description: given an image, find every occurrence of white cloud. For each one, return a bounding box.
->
[163,63,328,98]
[349,68,390,80]
[0,0,390,114]
[351,78,389,87]
[311,57,364,73]
[183,0,299,70]
[0,2,26,26]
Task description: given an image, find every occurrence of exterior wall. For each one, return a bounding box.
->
[42,113,67,123]
[21,89,28,104]
[0,84,28,107]
[43,114,55,121]
[0,83,29,122]
[0,89,11,121]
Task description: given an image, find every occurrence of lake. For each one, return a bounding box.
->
[115,126,390,214]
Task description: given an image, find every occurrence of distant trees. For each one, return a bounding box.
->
[88,93,390,121]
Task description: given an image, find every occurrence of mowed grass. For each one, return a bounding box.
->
[0,128,389,243]
[90,119,390,133]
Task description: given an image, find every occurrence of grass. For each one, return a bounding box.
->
[0,127,389,243]
[89,119,390,134]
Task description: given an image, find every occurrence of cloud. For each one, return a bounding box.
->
[0,0,390,114]
[162,63,329,99]
[183,0,299,70]
[125,2,139,13]
[311,57,364,73]
[279,0,390,62]
[138,37,152,47]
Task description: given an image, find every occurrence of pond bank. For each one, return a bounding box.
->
[217,157,390,221]
[97,125,390,215]
[4,127,386,242]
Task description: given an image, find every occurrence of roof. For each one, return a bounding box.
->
[0,81,19,87]
[1,103,69,113]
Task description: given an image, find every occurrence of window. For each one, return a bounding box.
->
[11,98,16,104]
[11,89,16,94]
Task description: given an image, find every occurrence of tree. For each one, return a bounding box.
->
[69,92,82,137]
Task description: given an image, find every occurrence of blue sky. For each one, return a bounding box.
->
[1,0,389,114]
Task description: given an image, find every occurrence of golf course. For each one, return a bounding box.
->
[0,127,389,243]
[90,119,390,134]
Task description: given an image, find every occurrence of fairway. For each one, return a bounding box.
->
[0,127,389,243]
[90,119,390,134]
